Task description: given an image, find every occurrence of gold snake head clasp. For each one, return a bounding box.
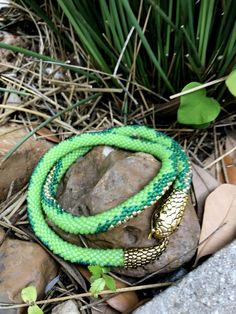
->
[148,226,166,240]
[148,189,189,241]
[148,209,166,240]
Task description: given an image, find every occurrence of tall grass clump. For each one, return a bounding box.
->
[16,0,236,98]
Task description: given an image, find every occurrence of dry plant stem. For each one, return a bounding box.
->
[213,127,221,181]
[169,76,228,99]
[113,26,135,76]
[0,105,62,124]
[0,220,29,238]
[79,295,112,311]
[193,132,208,155]
[1,93,101,162]
[0,193,26,220]
[204,146,236,170]
[0,282,172,310]
[0,213,22,247]
[1,75,89,113]
[43,59,165,100]
[219,142,229,183]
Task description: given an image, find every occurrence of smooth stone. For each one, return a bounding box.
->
[51,300,80,314]
[0,227,58,314]
[0,124,52,202]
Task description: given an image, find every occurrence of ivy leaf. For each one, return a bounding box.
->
[226,69,236,96]
[28,305,44,314]
[89,278,106,298]
[177,82,221,128]
[88,265,104,276]
[103,274,116,291]
[21,286,37,303]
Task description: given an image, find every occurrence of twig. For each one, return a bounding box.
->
[204,146,236,169]
[0,282,172,310]
[113,27,135,76]
[169,76,228,99]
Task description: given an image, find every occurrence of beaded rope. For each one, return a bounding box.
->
[27,125,192,268]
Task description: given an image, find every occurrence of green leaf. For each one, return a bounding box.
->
[89,278,106,298]
[21,286,37,303]
[90,274,101,283]
[101,267,110,274]
[103,274,116,291]
[28,305,44,314]
[88,265,104,276]
[177,82,221,127]
[226,69,236,96]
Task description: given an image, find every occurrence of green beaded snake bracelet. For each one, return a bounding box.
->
[27,125,192,268]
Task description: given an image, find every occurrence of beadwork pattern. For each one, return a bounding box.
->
[27,125,192,268]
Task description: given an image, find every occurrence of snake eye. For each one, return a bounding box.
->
[153,229,161,239]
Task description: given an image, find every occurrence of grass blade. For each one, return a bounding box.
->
[121,0,174,92]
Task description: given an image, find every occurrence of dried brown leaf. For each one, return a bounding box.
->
[223,133,236,184]
[223,155,236,184]
[106,283,139,313]
[36,127,59,143]
[192,163,220,219]
[195,184,236,265]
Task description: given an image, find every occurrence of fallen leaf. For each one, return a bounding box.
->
[78,266,139,313]
[107,282,139,313]
[36,127,59,143]
[203,133,236,184]
[202,154,220,180]
[195,184,236,265]
[192,163,220,219]
[223,133,236,184]
[223,155,236,184]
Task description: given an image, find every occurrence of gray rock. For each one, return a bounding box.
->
[134,240,236,314]
[51,300,80,314]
